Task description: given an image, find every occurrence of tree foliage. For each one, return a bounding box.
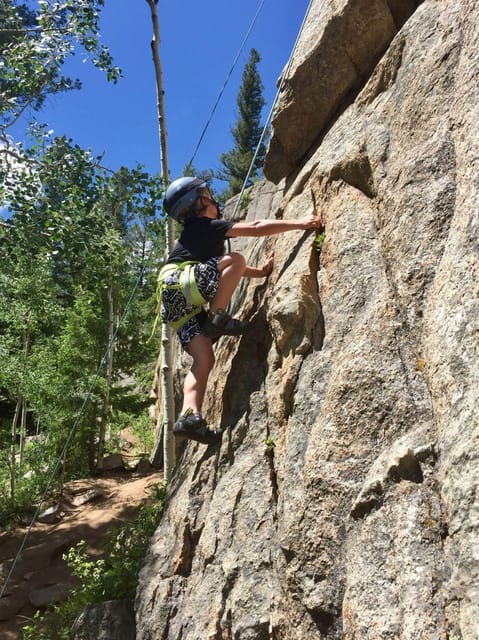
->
[217,48,267,200]
[0,1,165,522]
[0,0,121,200]
[0,135,164,498]
[0,0,120,119]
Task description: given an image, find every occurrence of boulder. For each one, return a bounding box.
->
[71,599,135,640]
[29,582,71,608]
[101,454,125,471]
[264,0,422,183]
[37,503,61,524]
[0,590,25,621]
[135,457,151,475]
[70,488,104,507]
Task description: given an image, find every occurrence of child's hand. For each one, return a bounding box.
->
[243,253,274,279]
[261,254,274,276]
[299,214,324,230]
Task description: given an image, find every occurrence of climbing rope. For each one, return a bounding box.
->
[187,0,267,169]
[0,260,149,602]
[230,0,314,221]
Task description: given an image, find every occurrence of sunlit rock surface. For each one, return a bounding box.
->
[136,1,479,638]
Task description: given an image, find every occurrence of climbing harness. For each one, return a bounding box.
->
[153,261,208,334]
[159,262,206,307]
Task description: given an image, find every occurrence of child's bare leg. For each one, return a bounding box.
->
[174,333,222,445]
[210,252,246,313]
[181,333,215,415]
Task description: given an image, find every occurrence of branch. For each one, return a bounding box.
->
[0,139,37,168]
[0,131,117,179]
[0,27,71,35]
[1,77,51,131]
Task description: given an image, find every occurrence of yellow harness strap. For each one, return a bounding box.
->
[149,261,208,337]
[168,262,206,307]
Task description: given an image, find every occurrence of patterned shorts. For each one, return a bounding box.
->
[160,257,221,350]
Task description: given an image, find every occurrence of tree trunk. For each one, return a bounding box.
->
[10,397,22,501]
[19,396,27,469]
[146,0,176,479]
[16,318,31,481]
[97,284,115,470]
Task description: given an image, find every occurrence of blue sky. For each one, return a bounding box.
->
[12,0,310,191]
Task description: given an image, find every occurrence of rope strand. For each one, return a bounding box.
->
[188,0,267,169]
[230,0,314,221]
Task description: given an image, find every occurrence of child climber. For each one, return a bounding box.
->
[159,176,322,445]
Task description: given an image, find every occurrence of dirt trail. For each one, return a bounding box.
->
[0,467,163,640]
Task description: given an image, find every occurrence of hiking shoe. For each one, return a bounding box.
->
[201,309,251,339]
[173,409,223,445]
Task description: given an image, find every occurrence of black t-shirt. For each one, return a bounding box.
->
[167,217,235,263]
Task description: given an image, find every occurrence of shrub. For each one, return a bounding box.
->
[21,482,166,639]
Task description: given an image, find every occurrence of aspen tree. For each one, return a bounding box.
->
[145,0,176,479]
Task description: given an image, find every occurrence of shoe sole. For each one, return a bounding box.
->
[173,428,223,445]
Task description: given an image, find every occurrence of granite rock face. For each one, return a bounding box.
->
[136,0,479,638]
[263,0,424,183]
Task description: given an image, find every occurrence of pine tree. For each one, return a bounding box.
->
[217,48,267,200]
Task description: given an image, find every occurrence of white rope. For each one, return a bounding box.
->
[188,0,267,169]
[230,0,314,221]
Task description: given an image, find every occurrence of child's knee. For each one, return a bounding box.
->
[188,336,215,372]
[203,348,215,372]
[227,251,246,272]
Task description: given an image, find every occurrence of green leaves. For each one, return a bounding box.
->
[0,0,164,530]
[217,48,267,200]
[7,0,120,109]
[0,130,165,490]
[315,231,325,253]
[0,0,121,194]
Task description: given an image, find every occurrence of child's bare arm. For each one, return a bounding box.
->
[227,215,323,238]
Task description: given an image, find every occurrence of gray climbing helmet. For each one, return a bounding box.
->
[163,176,207,223]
